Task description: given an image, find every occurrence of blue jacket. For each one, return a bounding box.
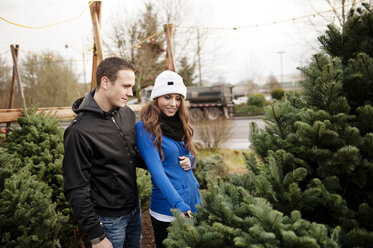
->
[136,121,201,216]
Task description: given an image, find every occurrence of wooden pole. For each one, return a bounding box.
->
[10,44,26,109]
[90,1,103,90]
[91,44,98,91]
[8,45,19,109]
[6,45,19,130]
[164,24,176,72]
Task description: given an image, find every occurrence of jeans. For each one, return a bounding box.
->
[98,201,142,248]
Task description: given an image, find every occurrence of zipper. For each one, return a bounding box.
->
[112,116,134,167]
[112,180,115,204]
[111,117,124,137]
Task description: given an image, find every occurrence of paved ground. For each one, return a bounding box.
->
[193,116,265,150]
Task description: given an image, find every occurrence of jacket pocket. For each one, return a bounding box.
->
[177,188,191,205]
[98,215,124,227]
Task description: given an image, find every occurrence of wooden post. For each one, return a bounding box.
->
[164,24,176,72]
[10,44,26,109]
[8,45,19,109]
[6,45,19,130]
[90,1,103,90]
[91,44,98,91]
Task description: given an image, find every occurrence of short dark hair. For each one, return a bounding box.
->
[96,57,135,88]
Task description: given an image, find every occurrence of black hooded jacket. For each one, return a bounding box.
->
[63,91,145,240]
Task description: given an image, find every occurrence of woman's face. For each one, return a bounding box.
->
[157,94,182,117]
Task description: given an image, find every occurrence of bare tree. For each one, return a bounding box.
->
[106,0,229,96]
[0,55,15,108]
[106,3,165,103]
[194,119,233,150]
[263,73,282,93]
[157,0,225,84]
[323,0,360,26]
[21,52,80,107]
[290,0,365,69]
[305,0,362,30]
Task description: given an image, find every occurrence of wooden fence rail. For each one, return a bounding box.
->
[0,104,143,123]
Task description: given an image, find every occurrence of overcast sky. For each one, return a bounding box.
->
[0,0,356,84]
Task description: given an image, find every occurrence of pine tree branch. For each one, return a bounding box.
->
[270,105,285,139]
[326,81,336,109]
[358,53,373,80]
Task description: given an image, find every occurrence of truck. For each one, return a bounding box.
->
[140,83,234,121]
[186,84,234,121]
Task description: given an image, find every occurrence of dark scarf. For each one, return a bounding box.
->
[160,113,185,141]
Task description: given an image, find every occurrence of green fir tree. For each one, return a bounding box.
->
[177,56,197,86]
[164,179,339,248]
[137,168,152,212]
[165,3,373,247]
[0,106,76,247]
[194,154,228,189]
[0,170,66,248]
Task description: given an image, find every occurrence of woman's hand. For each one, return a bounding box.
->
[181,210,193,218]
[179,156,191,171]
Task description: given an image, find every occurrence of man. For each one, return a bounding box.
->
[63,57,145,248]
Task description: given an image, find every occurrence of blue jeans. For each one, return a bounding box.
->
[98,201,142,248]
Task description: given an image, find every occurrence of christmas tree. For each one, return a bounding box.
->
[195,154,228,189]
[0,106,76,247]
[137,168,152,211]
[0,106,153,247]
[0,170,66,247]
[165,3,373,247]
[165,179,339,247]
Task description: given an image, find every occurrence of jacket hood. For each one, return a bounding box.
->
[72,90,119,118]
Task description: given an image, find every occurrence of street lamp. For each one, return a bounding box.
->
[277,51,285,83]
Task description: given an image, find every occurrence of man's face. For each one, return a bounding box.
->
[106,69,135,108]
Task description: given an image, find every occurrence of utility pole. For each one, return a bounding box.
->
[82,47,87,93]
[197,28,202,87]
[277,51,285,83]
[10,44,26,109]
[90,1,103,90]
[8,44,19,110]
[6,44,19,131]
[164,24,176,72]
[65,44,88,94]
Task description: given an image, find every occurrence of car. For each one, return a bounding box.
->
[233,96,248,105]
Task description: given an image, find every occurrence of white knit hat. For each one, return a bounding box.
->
[150,70,187,100]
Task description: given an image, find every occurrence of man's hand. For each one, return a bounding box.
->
[179,156,191,171]
[92,237,113,248]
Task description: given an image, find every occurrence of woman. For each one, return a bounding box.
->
[136,70,201,248]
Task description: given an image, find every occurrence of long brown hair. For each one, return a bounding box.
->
[140,97,197,161]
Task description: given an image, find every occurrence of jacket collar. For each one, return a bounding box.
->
[72,89,119,119]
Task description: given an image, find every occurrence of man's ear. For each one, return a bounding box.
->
[101,76,110,90]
